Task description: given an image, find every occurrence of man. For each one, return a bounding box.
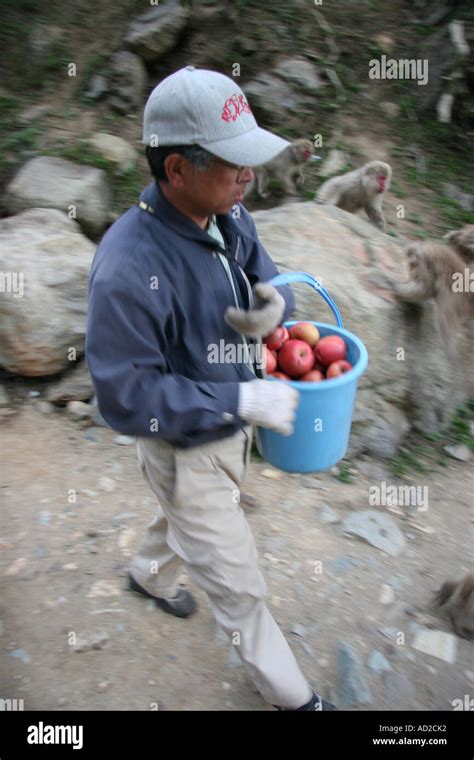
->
[86,66,335,711]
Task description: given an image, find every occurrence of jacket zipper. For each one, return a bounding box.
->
[227,236,264,379]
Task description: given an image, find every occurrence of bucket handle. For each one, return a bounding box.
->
[268,271,344,328]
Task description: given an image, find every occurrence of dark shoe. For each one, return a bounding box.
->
[275,692,338,711]
[296,692,338,711]
[128,573,197,619]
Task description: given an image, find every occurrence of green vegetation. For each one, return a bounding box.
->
[391,444,430,478]
[334,462,354,484]
[391,400,474,476]
[391,181,407,199]
[387,84,474,233]
[0,95,41,184]
[448,400,474,451]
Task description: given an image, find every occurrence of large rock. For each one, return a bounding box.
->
[85,133,138,173]
[274,57,323,93]
[0,209,95,376]
[244,74,313,126]
[252,202,473,450]
[4,157,111,238]
[124,5,189,63]
[244,57,323,126]
[107,51,147,115]
[46,360,94,405]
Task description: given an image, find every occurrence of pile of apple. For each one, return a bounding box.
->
[263,322,352,381]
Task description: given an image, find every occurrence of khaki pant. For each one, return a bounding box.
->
[129,425,312,709]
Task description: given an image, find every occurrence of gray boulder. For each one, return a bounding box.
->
[4,156,111,238]
[124,5,189,63]
[86,133,138,173]
[274,57,323,93]
[244,75,308,125]
[0,209,95,376]
[108,51,147,115]
[46,360,94,405]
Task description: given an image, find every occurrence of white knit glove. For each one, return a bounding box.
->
[238,379,300,436]
[224,283,285,338]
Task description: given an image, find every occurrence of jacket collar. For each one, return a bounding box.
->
[139,181,239,252]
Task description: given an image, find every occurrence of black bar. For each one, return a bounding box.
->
[0,710,472,757]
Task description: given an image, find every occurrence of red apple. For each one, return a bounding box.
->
[264,325,289,351]
[269,371,290,380]
[277,339,314,378]
[326,359,353,378]
[300,370,325,382]
[264,345,277,374]
[288,322,320,348]
[314,335,347,366]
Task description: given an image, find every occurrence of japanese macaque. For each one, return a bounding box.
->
[432,573,474,640]
[371,229,473,351]
[444,224,474,262]
[316,160,392,231]
[244,138,314,200]
[371,225,474,360]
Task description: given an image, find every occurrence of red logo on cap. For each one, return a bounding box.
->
[221,94,252,123]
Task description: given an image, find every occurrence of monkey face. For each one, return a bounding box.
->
[290,139,314,165]
[364,161,391,194]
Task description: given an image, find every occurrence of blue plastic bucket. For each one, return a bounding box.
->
[256,272,368,473]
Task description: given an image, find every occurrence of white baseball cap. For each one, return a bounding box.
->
[142,66,290,167]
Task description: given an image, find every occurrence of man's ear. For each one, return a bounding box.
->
[163,154,188,189]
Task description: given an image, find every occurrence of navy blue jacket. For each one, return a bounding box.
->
[85,181,295,448]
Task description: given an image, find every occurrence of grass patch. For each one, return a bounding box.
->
[43,140,113,172]
[391,181,407,199]
[0,95,42,180]
[447,400,474,451]
[392,400,474,476]
[389,86,473,234]
[391,444,430,478]
[334,463,354,484]
[407,212,423,225]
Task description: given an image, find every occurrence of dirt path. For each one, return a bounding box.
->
[1,405,472,711]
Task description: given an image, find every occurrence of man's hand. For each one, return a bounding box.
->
[224,283,285,338]
[237,378,300,436]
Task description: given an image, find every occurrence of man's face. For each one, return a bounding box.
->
[165,154,255,218]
